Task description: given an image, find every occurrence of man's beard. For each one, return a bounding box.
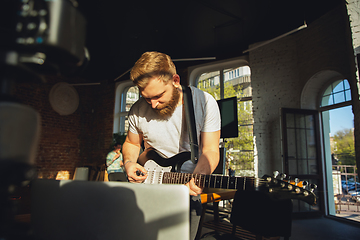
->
[153,86,180,117]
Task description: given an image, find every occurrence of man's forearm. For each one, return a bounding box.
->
[122,140,141,165]
[122,139,148,183]
[193,149,219,175]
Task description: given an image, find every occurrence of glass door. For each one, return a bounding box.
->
[281,108,324,217]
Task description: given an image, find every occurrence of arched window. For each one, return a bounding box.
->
[188,57,255,177]
[113,81,139,135]
[320,79,351,108]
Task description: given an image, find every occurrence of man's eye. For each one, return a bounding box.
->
[144,94,162,102]
[151,96,161,101]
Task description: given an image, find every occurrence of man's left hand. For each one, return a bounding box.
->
[185,178,203,196]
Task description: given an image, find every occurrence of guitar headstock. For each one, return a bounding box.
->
[261,173,317,205]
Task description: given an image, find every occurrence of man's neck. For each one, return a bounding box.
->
[177,85,184,106]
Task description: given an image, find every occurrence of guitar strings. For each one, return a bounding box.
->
[145,170,315,205]
[147,170,310,190]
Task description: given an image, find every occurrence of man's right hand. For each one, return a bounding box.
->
[124,161,148,183]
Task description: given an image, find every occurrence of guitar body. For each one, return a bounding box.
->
[143,160,172,184]
[143,149,191,172]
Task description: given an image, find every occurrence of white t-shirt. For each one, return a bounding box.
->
[128,86,221,173]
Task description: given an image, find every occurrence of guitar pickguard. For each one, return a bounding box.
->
[143,160,172,184]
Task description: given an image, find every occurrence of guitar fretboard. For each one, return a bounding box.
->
[162,172,260,191]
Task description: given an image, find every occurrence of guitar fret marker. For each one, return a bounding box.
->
[243,176,246,190]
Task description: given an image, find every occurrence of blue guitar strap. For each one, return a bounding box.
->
[182,85,199,164]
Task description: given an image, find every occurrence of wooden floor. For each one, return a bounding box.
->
[13,212,360,240]
[199,212,360,240]
[201,220,279,240]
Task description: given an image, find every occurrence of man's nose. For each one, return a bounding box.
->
[151,100,159,108]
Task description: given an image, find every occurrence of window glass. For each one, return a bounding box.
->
[320,79,351,107]
[197,66,254,177]
[333,82,344,92]
[116,85,140,134]
[197,71,221,100]
[345,89,351,101]
[125,86,139,111]
[333,92,345,104]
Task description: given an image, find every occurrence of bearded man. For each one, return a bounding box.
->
[122,51,221,240]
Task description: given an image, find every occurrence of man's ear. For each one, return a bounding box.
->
[172,74,181,87]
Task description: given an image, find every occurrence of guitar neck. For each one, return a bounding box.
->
[143,157,317,205]
[162,172,258,191]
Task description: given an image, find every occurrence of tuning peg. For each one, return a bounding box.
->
[294,178,299,186]
[265,176,272,182]
[280,173,287,180]
[310,183,317,192]
[284,175,291,184]
[273,171,279,178]
[302,181,308,189]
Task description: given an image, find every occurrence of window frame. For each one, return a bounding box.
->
[188,56,256,176]
[113,80,140,134]
[318,78,354,217]
[319,79,352,112]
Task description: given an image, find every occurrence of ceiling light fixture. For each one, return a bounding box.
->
[243,22,307,54]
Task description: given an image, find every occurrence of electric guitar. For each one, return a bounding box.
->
[141,149,317,206]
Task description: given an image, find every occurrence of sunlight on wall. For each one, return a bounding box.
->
[56,171,70,180]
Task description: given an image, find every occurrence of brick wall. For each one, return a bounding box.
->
[250,5,359,176]
[250,36,300,175]
[13,76,115,179]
